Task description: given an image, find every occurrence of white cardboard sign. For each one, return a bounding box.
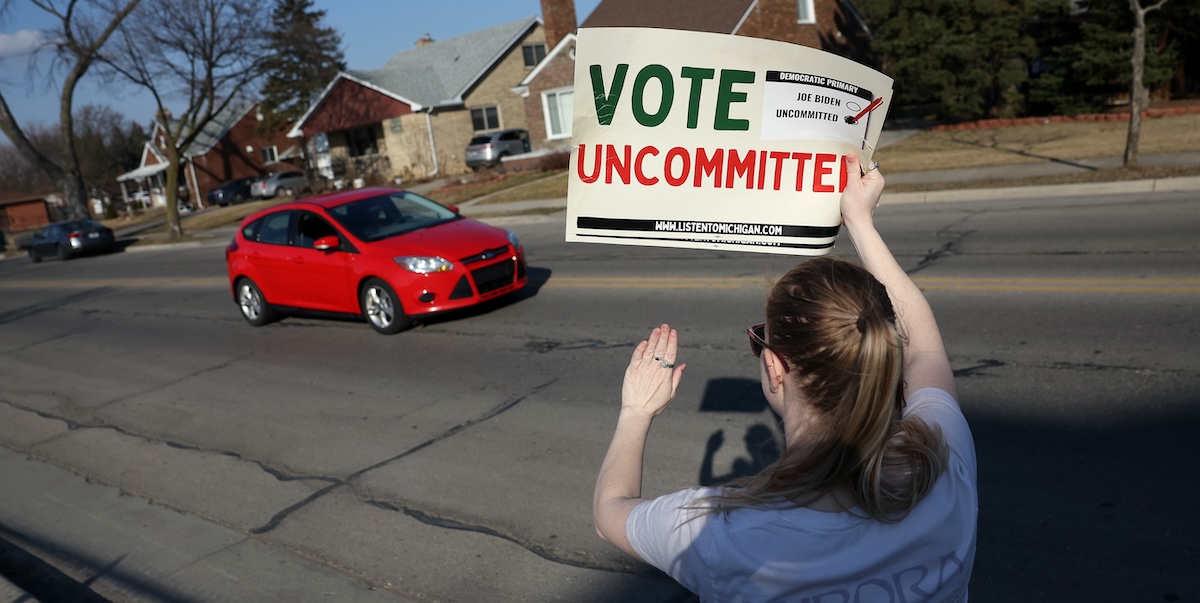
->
[565,28,893,255]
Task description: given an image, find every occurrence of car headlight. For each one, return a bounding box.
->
[506,229,521,249]
[395,256,454,273]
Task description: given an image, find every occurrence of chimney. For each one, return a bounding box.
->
[416,33,434,47]
[540,0,577,50]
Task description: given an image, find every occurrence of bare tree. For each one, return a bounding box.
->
[0,125,58,192]
[0,0,142,220]
[74,104,143,202]
[0,105,142,203]
[1124,0,1169,167]
[102,0,268,238]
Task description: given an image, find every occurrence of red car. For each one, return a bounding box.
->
[225,187,527,334]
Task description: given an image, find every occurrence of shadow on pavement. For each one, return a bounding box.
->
[0,527,188,603]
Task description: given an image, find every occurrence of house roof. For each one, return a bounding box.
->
[0,192,54,206]
[347,17,541,109]
[581,0,756,33]
[116,162,168,183]
[158,100,257,158]
[519,32,576,87]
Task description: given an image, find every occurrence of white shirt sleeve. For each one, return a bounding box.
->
[905,387,977,473]
[626,487,721,596]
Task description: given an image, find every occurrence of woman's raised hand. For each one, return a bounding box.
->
[622,323,687,418]
[841,154,886,227]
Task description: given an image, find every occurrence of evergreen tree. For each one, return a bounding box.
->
[260,0,346,132]
[1027,0,1177,115]
[856,0,1037,121]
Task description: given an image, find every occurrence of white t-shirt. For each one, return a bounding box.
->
[627,387,977,603]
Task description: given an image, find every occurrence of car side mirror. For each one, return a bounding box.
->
[448,205,460,214]
[314,235,340,251]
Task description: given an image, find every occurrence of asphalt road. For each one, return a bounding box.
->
[0,189,1197,602]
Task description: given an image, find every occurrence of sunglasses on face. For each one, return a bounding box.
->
[747,323,790,372]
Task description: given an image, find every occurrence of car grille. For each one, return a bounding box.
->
[459,245,510,265]
[471,257,517,295]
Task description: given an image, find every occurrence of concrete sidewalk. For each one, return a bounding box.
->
[0,448,416,603]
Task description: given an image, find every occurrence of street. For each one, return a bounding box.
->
[1,189,1198,602]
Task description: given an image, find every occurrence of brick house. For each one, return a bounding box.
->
[288,16,552,180]
[0,192,54,242]
[118,101,297,209]
[581,0,871,58]
[515,0,872,153]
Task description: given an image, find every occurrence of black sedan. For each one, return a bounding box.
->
[207,176,259,207]
[28,220,117,262]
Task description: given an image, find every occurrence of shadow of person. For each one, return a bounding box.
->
[700,424,782,486]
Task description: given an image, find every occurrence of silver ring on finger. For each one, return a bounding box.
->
[660,358,675,369]
[865,161,880,172]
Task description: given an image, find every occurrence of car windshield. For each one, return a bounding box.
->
[326,191,459,242]
[468,136,491,145]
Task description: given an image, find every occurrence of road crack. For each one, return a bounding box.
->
[357,501,642,575]
[909,213,982,274]
[249,379,557,534]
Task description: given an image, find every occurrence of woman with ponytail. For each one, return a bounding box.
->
[594,155,977,602]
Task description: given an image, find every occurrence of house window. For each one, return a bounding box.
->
[522,43,547,67]
[471,106,500,131]
[797,0,815,24]
[262,145,278,164]
[347,125,380,157]
[542,88,574,139]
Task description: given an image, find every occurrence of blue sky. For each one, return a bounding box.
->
[0,0,603,141]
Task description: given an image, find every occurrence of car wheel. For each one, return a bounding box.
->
[281,187,293,197]
[360,277,411,334]
[235,277,277,326]
[56,245,69,261]
[29,247,40,263]
[233,194,244,204]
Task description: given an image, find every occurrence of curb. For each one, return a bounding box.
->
[884,175,1200,205]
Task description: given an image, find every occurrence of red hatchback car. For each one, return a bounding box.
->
[225,187,527,333]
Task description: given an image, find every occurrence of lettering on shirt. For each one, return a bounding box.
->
[793,550,970,603]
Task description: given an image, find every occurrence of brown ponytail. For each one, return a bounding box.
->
[701,257,947,522]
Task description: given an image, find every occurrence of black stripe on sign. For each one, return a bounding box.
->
[764,71,874,102]
[575,233,836,250]
[576,217,840,239]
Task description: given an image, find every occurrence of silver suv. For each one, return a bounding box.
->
[252,170,306,198]
[465,129,530,168]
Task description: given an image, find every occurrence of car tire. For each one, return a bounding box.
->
[235,277,277,326]
[56,245,69,261]
[281,187,293,197]
[29,247,40,263]
[234,194,244,204]
[360,277,411,334]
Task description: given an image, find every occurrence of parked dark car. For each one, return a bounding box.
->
[207,176,259,207]
[465,129,530,168]
[225,187,527,334]
[252,170,306,198]
[27,220,117,262]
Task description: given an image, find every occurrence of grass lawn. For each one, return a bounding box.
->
[425,112,1200,207]
[874,113,1200,172]
[425,171,558,206]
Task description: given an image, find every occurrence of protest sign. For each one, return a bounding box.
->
[566,28,893,255]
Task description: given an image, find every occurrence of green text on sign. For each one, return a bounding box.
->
[589,64,756,131]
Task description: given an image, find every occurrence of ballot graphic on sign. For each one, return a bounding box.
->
[760,71,879,148]
[566,28,894,256]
